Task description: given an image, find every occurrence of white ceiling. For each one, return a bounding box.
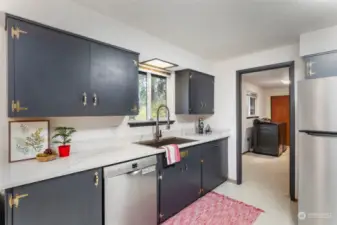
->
[243,68,289,88]
[72,0,337,60]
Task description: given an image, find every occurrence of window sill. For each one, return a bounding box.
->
[128,120,175,127]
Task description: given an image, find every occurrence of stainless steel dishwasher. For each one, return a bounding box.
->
[104,156,157,225]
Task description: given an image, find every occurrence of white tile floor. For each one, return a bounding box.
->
[214,150,298,225]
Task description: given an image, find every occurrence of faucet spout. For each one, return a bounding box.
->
[155,104,171,142]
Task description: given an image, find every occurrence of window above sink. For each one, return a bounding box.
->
[129,67,174,126]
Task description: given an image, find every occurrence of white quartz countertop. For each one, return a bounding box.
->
[0,131,230,190]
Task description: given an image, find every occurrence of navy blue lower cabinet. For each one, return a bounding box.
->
[7,169,103,225]
[159,147,202,223]
[201,139,228,195]
[180,147,202,207]
[159,162,184,222]
[158,139,228,222]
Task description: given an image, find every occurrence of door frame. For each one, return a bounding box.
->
[236,61,296,201]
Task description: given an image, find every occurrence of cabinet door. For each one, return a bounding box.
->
[159,163,184,222]
[305,52,337,79]
[90,43,139,116]
[7,17,91,117]
[190,72,205,114]
[180,147,202,207]
[201,75,214,114]
[190,72,214,114]
[201,141,227,194]
[10,169,103,225]
[220,139,229,180]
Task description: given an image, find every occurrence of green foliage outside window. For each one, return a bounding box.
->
[134,73,167,120]
[151,76,167,118]
[135,74,147,120]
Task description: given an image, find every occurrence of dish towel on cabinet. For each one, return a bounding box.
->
[162,144,181,165]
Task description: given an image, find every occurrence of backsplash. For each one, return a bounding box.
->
[47,115,200,152]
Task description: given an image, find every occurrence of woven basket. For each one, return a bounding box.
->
[36,154,57,162]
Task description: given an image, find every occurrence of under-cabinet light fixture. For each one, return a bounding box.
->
[140,58,178,69]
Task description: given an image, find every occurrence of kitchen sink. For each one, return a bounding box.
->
[136,137,197,148]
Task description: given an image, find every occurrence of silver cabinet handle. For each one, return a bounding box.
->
[82,92,87,106]
[307,61,316,76]
[200,102,203,109]
[204,102,207,108]
[93,93,98,107]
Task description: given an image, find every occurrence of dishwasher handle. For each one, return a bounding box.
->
[127,170,142,176]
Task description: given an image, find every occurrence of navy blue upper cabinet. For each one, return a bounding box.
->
[90,42,139,116]
[7,15,139,117]
[304,52,337,79]
[7,17,91,117]
[175,69,215,115]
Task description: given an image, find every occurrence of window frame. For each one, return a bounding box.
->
[246,92,257,118]
[135,69,170,121]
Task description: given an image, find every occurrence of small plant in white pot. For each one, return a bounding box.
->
[52,127,76,157]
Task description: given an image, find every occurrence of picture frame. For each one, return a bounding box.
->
[9,120,50,163]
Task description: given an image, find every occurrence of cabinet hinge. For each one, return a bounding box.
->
[12,101,28,113]
[11,26,27,39]
[9,194,29,208]
[190,75,193,79]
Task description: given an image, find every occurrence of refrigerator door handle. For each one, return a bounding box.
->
[300,130,337,137]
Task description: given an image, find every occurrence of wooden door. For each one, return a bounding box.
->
[10,169,103,225]
[8,17,91,117]
[90,42,139,116]
[271,95,290,145]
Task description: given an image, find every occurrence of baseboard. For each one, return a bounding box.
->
[227,178,237,184]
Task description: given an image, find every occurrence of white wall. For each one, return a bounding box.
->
[0,0,218,160]
[241,80,266,153]
[300,25,337,56]
[209,44,305,198]
[264,87,290,118]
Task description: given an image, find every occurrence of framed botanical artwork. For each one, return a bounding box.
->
[9,120,50,163]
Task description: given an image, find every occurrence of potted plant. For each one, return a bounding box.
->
[52,127,76,157]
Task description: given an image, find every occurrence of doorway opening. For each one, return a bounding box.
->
[236,61,296,201]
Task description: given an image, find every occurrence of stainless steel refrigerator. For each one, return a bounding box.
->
[298,77,337,225]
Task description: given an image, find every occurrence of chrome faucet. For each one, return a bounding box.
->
[155,104,171,142]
